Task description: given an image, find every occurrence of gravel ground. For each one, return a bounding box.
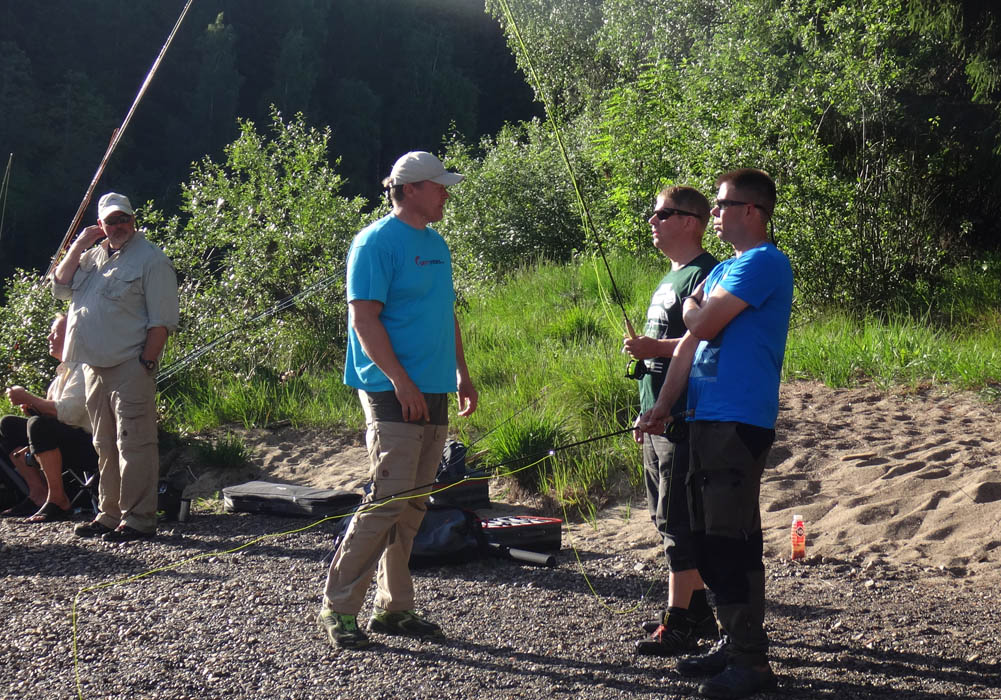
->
[3,511,1000,700]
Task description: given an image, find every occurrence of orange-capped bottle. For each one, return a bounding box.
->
[791,514,806,560]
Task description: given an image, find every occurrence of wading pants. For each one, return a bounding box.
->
[323,390,448,615]
[688,421,774,667]
[84,359,160,533]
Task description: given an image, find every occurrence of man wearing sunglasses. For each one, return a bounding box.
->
[52,192,179,543]
[624,186,717,657]
[638,169,792,698]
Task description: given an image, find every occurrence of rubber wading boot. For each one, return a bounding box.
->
[367,607,444,639]
[676,636,731,677]
[698,664,777,699]
[317,608,370,650]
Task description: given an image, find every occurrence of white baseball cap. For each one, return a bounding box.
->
[382,151,464,188]
[98,192,135,220]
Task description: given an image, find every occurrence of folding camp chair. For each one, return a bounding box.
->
[64,465,99,515]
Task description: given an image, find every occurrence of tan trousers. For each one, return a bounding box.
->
[323,392,448,615]
[84,359,160,533]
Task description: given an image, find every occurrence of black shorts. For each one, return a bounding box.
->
[0,414,98,470]
[643,433,696,571]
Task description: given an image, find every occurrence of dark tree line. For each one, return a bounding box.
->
[0,0,537,283]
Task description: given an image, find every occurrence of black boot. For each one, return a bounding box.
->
[676,636,731,677]
[698,663,777,699]
[635,610,699,656]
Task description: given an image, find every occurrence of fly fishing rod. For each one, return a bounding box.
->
[44,0,195,280]
[495,0,638,339]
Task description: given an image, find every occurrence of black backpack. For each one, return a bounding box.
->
[325,504,488,569]
[0,452,28,509]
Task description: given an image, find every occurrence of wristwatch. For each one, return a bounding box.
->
[139,356,157,371]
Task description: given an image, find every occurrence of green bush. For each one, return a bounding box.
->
[440,119,594,290]
[146,109,372,384]
[0,270,62,392]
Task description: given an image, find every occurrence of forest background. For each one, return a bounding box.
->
[1,0,999,502]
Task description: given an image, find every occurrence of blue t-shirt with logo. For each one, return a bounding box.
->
[688,243,793,428]
[344,214,457,393]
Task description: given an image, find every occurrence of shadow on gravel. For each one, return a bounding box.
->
[411,550,669,600]
[369,639,704,697]
[774,637,1000,696]
[0,513,344,580]
[768,598,841,621]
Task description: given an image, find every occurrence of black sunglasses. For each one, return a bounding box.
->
[652,207,699,221]
[104,214,133,226]
[715,199,770,214]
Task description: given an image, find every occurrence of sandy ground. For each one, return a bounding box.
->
[175,379,1001,584]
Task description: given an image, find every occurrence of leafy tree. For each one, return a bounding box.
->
[147,109,371,382]
[590,0,1000,311]
[486,0,614,117]
[440,119,593,290]
[188,13,244,158]
[908,1,1001,105]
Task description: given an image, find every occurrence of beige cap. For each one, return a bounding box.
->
[382,151,464,188]
[98,192,135,220]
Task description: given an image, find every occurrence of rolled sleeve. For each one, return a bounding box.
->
[144,259,179,333]
[52,278,73,301]
[52,363,92,432]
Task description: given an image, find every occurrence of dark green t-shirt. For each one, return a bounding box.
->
[638,251,719,412]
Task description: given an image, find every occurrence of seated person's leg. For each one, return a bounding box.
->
[9,448,47,508]
[24,415,72,519]
[1,415,46,509]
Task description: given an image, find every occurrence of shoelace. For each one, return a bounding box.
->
[652,624,689,643]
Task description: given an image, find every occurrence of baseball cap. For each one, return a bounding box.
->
[382,151,464,188]
[98,192,135,220]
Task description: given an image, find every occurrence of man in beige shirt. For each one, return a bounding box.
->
[52,192,178,542]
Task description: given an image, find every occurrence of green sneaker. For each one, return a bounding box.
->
[317,608,370,650]
[367,607,444,639]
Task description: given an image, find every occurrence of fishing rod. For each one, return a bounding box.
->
[44,0,196,280]
[495,0,638,339]
[155,267,345,386]
[0,153,11,244]
[372,409,695,509]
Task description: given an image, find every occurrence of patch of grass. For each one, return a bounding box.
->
[162,369,359,434]
[195,433,250,470]
[486,415,568,492]
[785,311,1001,390]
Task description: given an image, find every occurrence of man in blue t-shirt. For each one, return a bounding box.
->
[639,169,792,699]
[319,151,478,651]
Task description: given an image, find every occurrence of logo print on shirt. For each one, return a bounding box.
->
[415,256,445,266]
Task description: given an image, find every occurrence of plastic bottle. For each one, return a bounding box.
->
[791,514,806,560]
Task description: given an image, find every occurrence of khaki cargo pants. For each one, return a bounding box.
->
[84,358,160,534]
[323,390,448,615]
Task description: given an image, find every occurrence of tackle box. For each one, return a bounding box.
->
[480,515,562,553]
